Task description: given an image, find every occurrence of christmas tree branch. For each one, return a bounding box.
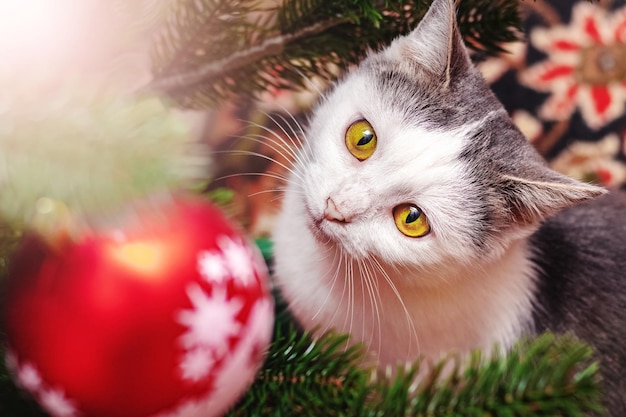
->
[228,326,371,416]
[144,17,348,97]
[391,333,603,416]
[223,302,603,416]
[147,0,524,108]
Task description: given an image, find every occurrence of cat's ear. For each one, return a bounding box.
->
[393,0,471,85]
[500,168,607,227]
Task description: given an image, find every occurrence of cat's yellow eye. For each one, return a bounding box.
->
[393,204,430,238]
[345,119,377,161]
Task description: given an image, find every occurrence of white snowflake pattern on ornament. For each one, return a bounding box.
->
[176,283,243,381]
[179,347,216,382]
[197,251,229,284]
[178,284,243,352]
[17,362,43,391]
[154,298,274,417]
[243,298,274,366]
[218,236,257,286]
[196,235,261,287]
[187,298,274,415]
[39,388,80,417]
[6,351,81,417]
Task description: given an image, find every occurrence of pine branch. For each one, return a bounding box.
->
[457,0,522,55]
[145,17,347,101]
[376,333,603,416]
[228,326,372,416]
[225,300,602,417]
[145,0,525,108]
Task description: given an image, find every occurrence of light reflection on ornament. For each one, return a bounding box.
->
[111,241,163,276]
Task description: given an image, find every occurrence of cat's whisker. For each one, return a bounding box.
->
[363,258,383,365]
[240,114,311,172]
[311,246,342,322]
[267,109,314,167]
[282,244,334,314]
[238,124,301,164]
[329,249,351,338]
[371,257,420,357]
[231,132,300,171]
[245,188,285,198]
[273,188,308,201]
[221,127,305,201]
[249,188,308,206]
[213,139,308,202]
[257,111,305,152]
[327,257,351,337]
[290,67,328,103]
[317,247,348,336]
[344,257,356,352]
[214,171,290,183]
[355,260,367,349]
[231,121,298,158]
[212,149,305,184]
[358,259,380,364]
[212,171,309,204]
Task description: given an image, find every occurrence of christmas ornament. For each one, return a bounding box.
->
[2,195,274,417]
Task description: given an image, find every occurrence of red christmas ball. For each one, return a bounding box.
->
[2,196,274,417]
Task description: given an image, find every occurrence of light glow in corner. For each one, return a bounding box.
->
[0,0,89,70]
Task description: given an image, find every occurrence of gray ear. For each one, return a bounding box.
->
[468,117,607,230]
[401,0,471,85]
[500,168,607,227]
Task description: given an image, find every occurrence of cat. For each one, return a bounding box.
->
[271,0,626,414]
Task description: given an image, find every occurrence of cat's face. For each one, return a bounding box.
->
[284,0,603,276]
[298,69,490,269]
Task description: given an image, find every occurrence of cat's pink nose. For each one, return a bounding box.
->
[323,197,349,223]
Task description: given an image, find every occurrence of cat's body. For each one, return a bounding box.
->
[272,0,626,414]
[531,192,626,412]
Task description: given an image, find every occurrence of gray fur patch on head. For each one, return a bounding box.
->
[360,55,503,132]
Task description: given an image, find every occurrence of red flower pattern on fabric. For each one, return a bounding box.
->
[520,3,626,129]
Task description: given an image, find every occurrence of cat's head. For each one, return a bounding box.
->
[292,0,604,271]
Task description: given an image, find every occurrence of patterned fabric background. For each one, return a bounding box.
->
[206,0,626,238]
[485,0,626,187]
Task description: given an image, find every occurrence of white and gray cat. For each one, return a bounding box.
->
[272,0,626,413]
